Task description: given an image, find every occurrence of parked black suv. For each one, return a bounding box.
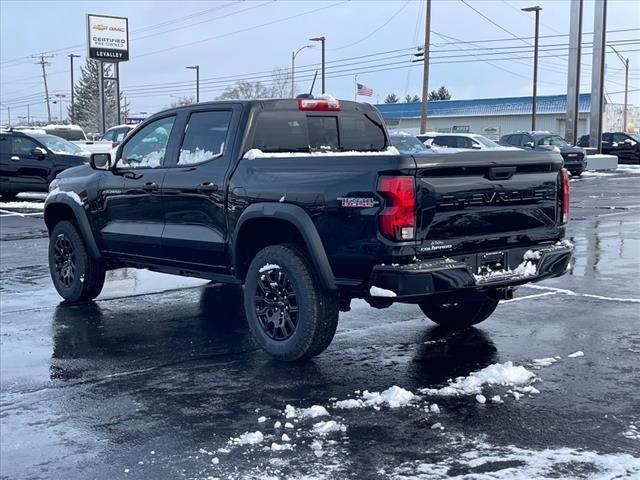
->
[578,132,640,164]
[44,98,573,361]
[0,129,87,199]
[500,131,586,176]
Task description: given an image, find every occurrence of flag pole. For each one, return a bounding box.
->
[354,74,358,101]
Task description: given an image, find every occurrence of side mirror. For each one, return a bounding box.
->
[31,147,47,159]
[525,142,535,149]
[471,143,482,150]
[90,152,112,170]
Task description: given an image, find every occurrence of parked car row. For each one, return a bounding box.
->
[42,124,136,154]
[578,132,640,164]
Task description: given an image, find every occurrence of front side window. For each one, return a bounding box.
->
[102,129,116,142]
[178,110,232,165]
[456,136,475,149]
[537,135,568,147]
[118,117,175,168]
[11,136,39,155]
[613,133,632,144]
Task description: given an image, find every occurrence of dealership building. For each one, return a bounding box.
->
[374,93,638,140]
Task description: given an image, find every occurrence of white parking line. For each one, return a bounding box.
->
[0,209,43,217]
[525,284,640,304]
[501,291,558,303]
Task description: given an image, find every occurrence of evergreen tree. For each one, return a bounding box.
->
[428,86,452,101]
[69,59,128,133]
[384,93,399,104]
[404,94,421,103]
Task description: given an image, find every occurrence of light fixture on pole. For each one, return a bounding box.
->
[610,45,629,132]
[522,5,542,131]
[186,65,200,103]
[291,45,313,97]
[309,36,326,93]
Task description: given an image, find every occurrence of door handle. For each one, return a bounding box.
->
[197,182,218,193]
[10,156,19,161]
[142,182,159,191]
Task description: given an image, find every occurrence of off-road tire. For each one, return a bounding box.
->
[244,244,339,361]
[49,221,106,302]
[419,294,499,330]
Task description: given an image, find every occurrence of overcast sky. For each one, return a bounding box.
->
[1,0,639,124]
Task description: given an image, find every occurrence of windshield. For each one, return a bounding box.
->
[473,135,501,148]
[628,133,640,142]
[537,135,569,147]
[390,134,427,152]
[34,135,84,155]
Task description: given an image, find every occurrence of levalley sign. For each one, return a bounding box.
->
[87,14,129,62]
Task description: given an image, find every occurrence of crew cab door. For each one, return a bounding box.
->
[96,115,177,258]
[160,106,239,271]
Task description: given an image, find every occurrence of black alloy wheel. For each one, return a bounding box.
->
[53,233,76,287]
[255,267,299,341]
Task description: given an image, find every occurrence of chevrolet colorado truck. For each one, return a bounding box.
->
[44,97,573,361]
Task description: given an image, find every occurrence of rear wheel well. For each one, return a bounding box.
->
[44,203,75,233]
[235,219,307,281]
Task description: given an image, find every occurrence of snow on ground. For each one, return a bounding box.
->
[389,435,640,479]
[0,201,45,210]
[312,420,347,435]
[285,404,330,419]
[420,361,537,397]
[369,286,397,298]
[228,431,264,446]
[530,356,561,368]
[334,385,418,409]
[623,423,640,441]
[568,350,585,358]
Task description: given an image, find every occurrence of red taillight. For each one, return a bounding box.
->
[377,176,416,241]
[561,168,570,224]
[298,98,341,111]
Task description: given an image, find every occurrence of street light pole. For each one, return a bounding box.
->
[309,36,326,93]
[186,65,200,102]
[610,45,629,131]
[291,45,313,97]
[522,5,542,131]
[68,54,80,124]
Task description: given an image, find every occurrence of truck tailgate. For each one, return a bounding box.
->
[414,150,565,258]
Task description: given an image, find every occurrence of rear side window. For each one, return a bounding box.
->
[250,111,386,153]
[510,134,523,146]
[102,130,115,142]
[433,136,455,148]
[0,136,9,154]
[178,110,232,165]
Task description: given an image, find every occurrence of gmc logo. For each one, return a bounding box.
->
[438,187,555,209]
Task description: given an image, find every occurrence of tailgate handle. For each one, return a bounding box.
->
[487,166,516,180]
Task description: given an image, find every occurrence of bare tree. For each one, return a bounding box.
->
[217,68,292,100]
[167,96,196,108]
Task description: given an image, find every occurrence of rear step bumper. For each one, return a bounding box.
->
[369,242,573,302]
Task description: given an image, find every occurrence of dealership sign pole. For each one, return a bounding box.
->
[87,14,129,134]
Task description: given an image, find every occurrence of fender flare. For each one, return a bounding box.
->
[233,203,336,290]
[44,193,101,259]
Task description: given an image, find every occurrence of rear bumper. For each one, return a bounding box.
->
[369,242,573,302]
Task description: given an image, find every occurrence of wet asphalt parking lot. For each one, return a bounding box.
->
[1,167,639,480]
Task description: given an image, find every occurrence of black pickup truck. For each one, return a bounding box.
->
[44,97,573,361]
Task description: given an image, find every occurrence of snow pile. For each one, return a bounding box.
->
[334,385,417,409]
[243,146,400,160]
[284,404,330,419]
[269,442,293,452]
[312,420,347,436]
[476,394,486,404]
[369,286,397,298]
[530,357,560,368]
[568,350,584,358]
[0,201,45,210]
[228,431,264,446]
[391,437,640,479]
[420,361,537,396]
[178,148,220,165]
[474,250,541,282]
[623,424,640,441]
[259,263,280,273]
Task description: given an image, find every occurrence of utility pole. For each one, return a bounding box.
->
[420,0,431,134]
[68,54,80,124]
[186,65,200,103]
[7,106,10,127]
[589,0,607,153]
[309,36,326,93]
[34,54,54,123]
[27,104,30,126]
[522,6,542,131]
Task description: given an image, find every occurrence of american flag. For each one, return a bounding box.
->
[357,83,373,97]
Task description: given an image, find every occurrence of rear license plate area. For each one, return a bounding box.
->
[478,251,506,275]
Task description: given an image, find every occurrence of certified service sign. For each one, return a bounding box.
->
[87,14,129,62]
